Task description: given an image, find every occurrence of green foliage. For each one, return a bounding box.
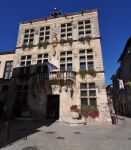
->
[22,43,33,50]
[81,105,97,112]
[125,81,131,87]
[79,69,87,80]
[60,39,66,46]
[22,44,27,50]
[38,41,49,49]
[79,37,85,44]
[87,69,97,78]
[28,43,33,49]
[81,105,99,118]
[43,41,49,49]
[85,36,92,45]
[38,42,43,48]
[67,38,73,46]
[79,36,92,45]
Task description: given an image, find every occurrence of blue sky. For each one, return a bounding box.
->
[0,0,131,85]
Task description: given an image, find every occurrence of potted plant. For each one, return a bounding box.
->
[85,36,92,45]
[79,36,92,45]
[22,44,27,50]
[70,105,80,119]
[87,69,97,78]
[81,105,99,123]
[38,42,43,49]
[79,37,85,44]
[43,41,49,49]
[28,43,33,49]
[79,69,87,80]
[67,38,73,46]
[60,39,66,46]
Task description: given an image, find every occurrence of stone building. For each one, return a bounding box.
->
[0,9,109,122]
[111,36,131,116]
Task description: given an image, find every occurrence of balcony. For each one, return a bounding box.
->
[32,71,76,85]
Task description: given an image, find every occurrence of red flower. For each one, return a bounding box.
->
[70,105,80,112]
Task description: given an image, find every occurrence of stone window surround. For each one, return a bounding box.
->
[60,51,72,71]
[37,53,48,64]
[60,22,72,40]
[79,49,94,70]
[39,26,50,43]
[23,29,35,45]
[78,19,91,38]
[21,18,92,45]
[80,82,97,106]
[20,55,32,66]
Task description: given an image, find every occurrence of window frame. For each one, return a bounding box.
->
[39,26,50,43]
[20,55,32,67]
[23,29,35,45]
[80,82,97,107]
[60,22,72,40]
[78,19,91,38]
[79,49,94,70]
[60,51,72,71]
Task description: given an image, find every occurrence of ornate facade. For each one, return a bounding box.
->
[0,9,109,122]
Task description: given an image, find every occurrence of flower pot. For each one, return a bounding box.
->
[71,112,79,119]
[88,117,95,123]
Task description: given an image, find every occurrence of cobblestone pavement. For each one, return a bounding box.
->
[0,117,131,150]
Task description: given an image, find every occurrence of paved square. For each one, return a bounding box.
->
[0,117,131,150]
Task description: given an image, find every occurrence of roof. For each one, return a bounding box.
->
[118,36,131,62]
[0,50,15,55]
[20,9,98,24]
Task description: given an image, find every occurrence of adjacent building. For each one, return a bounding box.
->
[0,9,109,122]
[111,36,131,116]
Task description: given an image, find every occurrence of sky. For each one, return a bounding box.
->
[0,0,131,85]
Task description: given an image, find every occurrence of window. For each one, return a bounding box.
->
[39,26,50,43]
[79,49,94,70]
[37,53,48,64]
[20,55,32,66]
[67,63,72,71]
[78,20,91,38]
[23,29,35,45]
[80,62,86,69]
[60,51,72,71]
[4,61,13,79]
[87,62,94,70]
[80,82,97,107]
[90,98,97,106]
[61,23,72,40]
[60,64,65,71]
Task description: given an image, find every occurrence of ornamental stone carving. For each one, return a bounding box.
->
[52,33,58,48]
